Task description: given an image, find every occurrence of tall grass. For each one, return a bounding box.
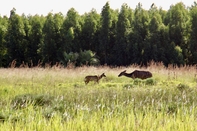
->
[0,63,197,130]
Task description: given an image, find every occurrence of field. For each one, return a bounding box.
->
[0,63,197,131]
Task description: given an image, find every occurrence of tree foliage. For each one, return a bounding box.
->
[1,2,197,67]
[113,3,132,65]
[6,8,26,66]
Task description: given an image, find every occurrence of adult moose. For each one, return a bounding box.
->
[118,70,152,79]
[84,73,106,85]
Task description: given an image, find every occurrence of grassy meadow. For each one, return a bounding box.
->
[0,63,197,131]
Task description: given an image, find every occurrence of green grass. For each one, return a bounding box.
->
[0,66,197,131]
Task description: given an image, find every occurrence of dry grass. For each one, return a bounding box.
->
[1,62,197,83]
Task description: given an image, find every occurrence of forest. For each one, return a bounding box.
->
[0,2,197,67]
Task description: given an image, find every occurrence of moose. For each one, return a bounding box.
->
[118,70,152,79]
[84,73,106,85]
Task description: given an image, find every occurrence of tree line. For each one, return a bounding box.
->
[0,2,197,68]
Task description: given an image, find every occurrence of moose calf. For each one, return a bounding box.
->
[84,73,106,85]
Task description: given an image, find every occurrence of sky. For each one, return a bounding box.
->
[0,0,196,17]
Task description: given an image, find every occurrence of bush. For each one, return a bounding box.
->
[145,78,156,85]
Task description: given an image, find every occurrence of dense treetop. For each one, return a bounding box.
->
[0,2,197,67]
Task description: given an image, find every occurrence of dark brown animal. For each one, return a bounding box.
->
[84,73,106,85]
[118,70,152,79]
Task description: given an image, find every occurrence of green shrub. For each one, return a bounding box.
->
[145,78,156,85]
